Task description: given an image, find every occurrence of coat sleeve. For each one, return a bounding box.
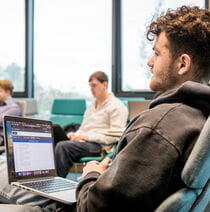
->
[76,127,180,212]
[0,104,20,126]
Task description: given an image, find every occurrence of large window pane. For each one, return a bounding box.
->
[34,0,111,114]
[0,0,25,92]
[121,0,206,92]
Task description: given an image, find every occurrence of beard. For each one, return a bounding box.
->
[149,61,180,93]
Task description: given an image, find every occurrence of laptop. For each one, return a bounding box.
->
[3,115,77,205]
[128,100,151,120]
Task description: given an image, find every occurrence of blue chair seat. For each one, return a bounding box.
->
[155,115,210,212]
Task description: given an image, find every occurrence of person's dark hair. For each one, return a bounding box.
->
[89,71,108,83]
[0,80,14,95]
[147,5,210,82]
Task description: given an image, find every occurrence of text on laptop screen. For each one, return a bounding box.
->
[5,119,55,179]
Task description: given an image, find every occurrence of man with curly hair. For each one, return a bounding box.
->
[0,5,209,212]
[75,5,210,211]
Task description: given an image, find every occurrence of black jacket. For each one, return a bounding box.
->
[76,81,210,212]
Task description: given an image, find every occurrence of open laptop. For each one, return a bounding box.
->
[128,100,151,120]
[3,115,77,205]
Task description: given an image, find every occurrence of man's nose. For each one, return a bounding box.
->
[147,56,154,67]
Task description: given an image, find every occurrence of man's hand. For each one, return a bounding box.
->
[82,157,112,177]
[67,132,89,141]
[76,135,88,141]
[67,132,75,140]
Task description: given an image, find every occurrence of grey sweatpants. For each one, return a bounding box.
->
[0,155,56,211]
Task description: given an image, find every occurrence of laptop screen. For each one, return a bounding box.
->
[4,116,57,183]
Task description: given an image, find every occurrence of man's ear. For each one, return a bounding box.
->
[5,89,11,97]
[177,54,191,75]
[103,81,108,89]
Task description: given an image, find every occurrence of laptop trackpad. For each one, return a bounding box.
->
[50,189,76,204]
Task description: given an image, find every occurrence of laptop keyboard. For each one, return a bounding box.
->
[21,178,77,193]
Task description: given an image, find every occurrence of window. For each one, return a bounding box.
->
[0,0,26,95]
[34,0,112,114]
[114,0,206,98]
[3,0,206,104]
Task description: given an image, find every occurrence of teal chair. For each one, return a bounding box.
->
[49,98,86,127]
[72,146,117,177]
[73,145,117,174]
[78,150,116,163]
[155,116,210,212]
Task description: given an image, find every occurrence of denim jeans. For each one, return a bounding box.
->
[55,140,101,178]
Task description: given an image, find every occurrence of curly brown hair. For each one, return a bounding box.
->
[147,5,210,82]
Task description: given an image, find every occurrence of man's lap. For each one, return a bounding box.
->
[0,155,56,209]
[70,140,101,153]
[56,140,101,159]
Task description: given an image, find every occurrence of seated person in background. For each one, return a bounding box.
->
[52,123,80,146]
[0,71,127,208]
[0,80,20,145]
[55,71,128,178]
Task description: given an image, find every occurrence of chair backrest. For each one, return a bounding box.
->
[128,100,151,121]
[24,98,38,115]
[15,101,26,116]
[155,115,210,212]
[50,98,86,127]
[14,98,38,116]
[51,98,86,115]
[119,97,145,108]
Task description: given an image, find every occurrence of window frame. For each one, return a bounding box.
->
[13,0,34,98]
[14,0,209,98]
[112,0,209,99]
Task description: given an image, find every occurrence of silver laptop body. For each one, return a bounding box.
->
[3,115,77,205]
